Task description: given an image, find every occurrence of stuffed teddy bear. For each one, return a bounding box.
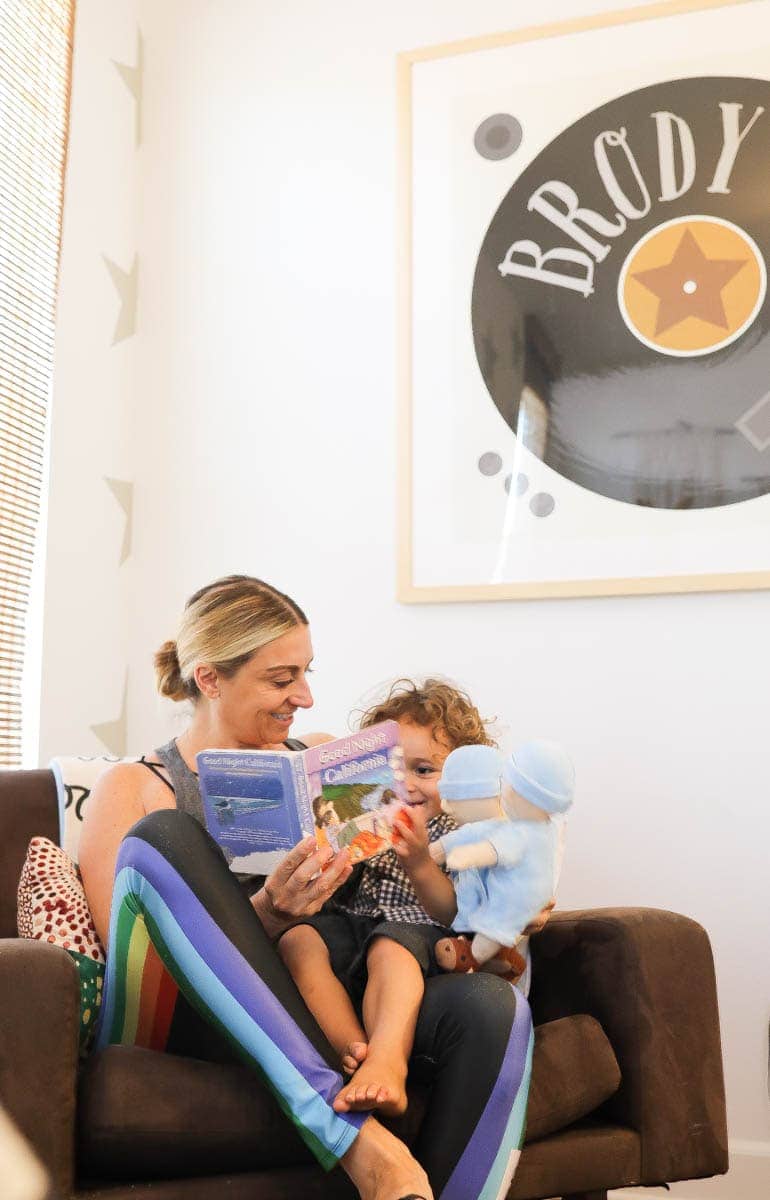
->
[434,934,527,982]
[430,740,574,974]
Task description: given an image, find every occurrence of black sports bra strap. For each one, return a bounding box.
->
[138,755,175,793]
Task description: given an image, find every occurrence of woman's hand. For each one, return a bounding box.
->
[252,837,352,939]
[523,897,555,936]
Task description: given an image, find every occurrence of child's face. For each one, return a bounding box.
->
[398,720,453,821]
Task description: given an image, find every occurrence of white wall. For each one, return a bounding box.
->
[43,1,769,1196]
[42,0,139,761]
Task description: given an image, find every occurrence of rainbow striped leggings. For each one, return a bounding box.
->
[95,810,533,1199]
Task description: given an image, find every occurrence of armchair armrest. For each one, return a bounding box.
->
[530,907,728,1185]
[0,939,80,1196]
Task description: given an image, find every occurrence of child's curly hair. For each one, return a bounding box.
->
[358,677,496,750]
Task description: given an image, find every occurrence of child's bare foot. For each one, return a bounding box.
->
[333,1052,408,1117]
[342,1039,368,1075]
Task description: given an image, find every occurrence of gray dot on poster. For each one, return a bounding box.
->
[474,114,523,161]
[530,492,555,518]
[515,473,529,496]
[504,473,512,494]
[478,452,502,476]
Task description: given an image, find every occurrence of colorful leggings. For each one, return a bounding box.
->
[95,810,533,1198]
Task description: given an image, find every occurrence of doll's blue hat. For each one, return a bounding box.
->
[503,740,575,814]
[438,745,504,801]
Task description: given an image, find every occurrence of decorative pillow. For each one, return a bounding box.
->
[17,837,106,1053]
[50,754,137,864]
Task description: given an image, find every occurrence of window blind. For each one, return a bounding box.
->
[0,0,74,766]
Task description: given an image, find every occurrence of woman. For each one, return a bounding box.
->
[79,576,532,1200]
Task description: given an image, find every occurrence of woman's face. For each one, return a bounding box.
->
[210,624,315,748]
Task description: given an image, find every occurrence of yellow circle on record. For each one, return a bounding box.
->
[618,216,766,357]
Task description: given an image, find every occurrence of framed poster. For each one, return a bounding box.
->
[397,0,770,601]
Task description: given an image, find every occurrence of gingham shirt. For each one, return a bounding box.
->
[348,811,458,925]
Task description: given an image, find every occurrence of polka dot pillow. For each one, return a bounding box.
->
[17,837,106,1053]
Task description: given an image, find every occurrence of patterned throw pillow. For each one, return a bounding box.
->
[17,837,106,1053]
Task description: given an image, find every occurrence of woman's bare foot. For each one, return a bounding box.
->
[339,1115,433,1200]
[342,1039,368,1076]
[333,1051,408,1117]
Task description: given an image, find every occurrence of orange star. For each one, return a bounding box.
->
[631,228,747,336]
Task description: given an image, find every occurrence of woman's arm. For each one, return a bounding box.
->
[78,764,147,946]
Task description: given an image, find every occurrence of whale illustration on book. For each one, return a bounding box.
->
[211,795,281,826]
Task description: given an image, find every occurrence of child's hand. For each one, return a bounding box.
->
[392,806,430,867]
[390,805,414,844]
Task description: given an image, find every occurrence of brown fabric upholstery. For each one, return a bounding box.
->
[78,1013,621,1180]
[525,1015,620,1142]
[75,1125,641,1200]
[77,1166,358,1200]
[530,908,729,1185]
[0,768,59,938]
[511,1122,641,1200]
[78,1046,315,1179]
[0,938,80,1196]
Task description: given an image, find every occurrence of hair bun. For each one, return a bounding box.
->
[153,639,189,702]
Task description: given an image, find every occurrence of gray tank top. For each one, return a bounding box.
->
[155,738,206,823]
[153,737,306,892]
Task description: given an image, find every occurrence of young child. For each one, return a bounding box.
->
[277,677,495,1118]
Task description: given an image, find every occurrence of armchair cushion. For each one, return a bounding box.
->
[78,1046,315,1180]
[77,1012,621,1180]
[524,1013,620,1142]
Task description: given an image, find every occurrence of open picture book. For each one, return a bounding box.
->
[197,720,407,874]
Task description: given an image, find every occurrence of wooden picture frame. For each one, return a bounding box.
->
[397,0,770,602]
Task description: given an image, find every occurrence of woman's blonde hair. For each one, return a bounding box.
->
[358,677,496,750]
[154,575,308,702]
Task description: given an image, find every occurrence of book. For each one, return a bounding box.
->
[196,720,408,875]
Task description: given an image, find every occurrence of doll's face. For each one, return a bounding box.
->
[441,793,504,826]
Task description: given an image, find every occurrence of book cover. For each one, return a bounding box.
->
[197,720,407,875]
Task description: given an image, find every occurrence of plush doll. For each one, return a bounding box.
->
[431,740,574,974]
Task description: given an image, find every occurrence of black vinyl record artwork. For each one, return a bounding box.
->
[472,76,770,512]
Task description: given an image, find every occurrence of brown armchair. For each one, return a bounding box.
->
[0,767,728,1200]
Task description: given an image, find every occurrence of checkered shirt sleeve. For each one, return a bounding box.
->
[348,811,458,925]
